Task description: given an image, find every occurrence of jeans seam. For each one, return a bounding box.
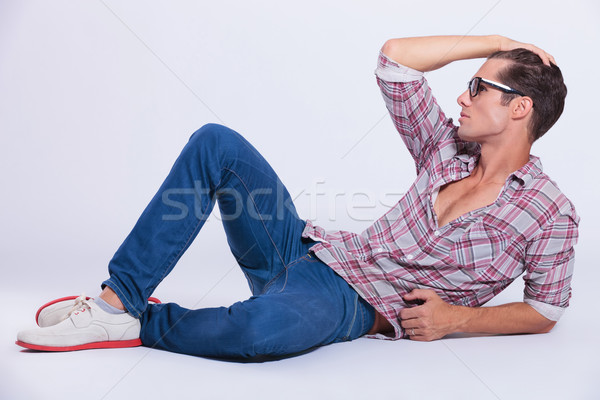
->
[222,166,290,289]
[358,301,364,335]
[343,293,359,341]
[141,168,223,299]
[360,300,368,336]
[241,268,255,294]
[222,167,286,265]
[144,201,208,297]
[260,254,310,294]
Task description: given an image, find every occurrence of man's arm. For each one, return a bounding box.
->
[374,34,553,174]
[399,289,556,342]
[381,35,555,72]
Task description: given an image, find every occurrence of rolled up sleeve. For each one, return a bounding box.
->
[374,51,456,174]
[523,213,579,321]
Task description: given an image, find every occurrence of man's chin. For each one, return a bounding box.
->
[457,127,476,142]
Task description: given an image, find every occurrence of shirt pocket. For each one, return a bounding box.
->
[450,220,514,280]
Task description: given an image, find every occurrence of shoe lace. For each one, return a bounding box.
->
[67,294,92,317]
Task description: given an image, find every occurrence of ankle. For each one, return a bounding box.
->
[99,287,126,311]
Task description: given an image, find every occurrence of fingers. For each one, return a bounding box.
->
[404,288,435,300]
[400,315,425,336]
[403,325,437,341]
[527,44,556,67]
[401,320,420,338]
[400,318,418,330]
[400,289,437,319]
[500,38,556,67]
[536,48,554,67]
[400,309,437,341]
[404,326,432,341]
[399,306,419,320]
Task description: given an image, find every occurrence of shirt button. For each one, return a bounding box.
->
[406,254,414,260]
[434,230,440,236]
[375,248,384,253]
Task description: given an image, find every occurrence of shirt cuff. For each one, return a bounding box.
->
[523,298,566,321]
[374,51,424,82]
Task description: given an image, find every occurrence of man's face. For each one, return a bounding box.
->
[456,59,515,142]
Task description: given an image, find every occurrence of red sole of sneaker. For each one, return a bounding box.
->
[35,296,162,326]
[15,338,143,352]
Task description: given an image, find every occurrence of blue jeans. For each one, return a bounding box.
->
[102,124,374,359]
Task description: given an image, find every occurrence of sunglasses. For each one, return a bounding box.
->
[468,77,526,98]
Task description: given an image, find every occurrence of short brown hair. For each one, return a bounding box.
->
[488,48,567,142]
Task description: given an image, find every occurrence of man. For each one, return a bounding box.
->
[16,34,578,358]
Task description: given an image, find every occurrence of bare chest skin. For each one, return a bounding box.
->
[433,176,504,228]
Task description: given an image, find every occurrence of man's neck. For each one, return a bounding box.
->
[473,137,532,185]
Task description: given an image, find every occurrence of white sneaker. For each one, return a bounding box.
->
[16,298,142,351]
[35,294,92,328]
[35,294,161,327]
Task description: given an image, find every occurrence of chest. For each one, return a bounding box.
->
[433,178,503,228]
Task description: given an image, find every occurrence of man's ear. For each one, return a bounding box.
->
[512,96,534,120]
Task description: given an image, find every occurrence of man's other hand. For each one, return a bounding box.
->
[400,289,458,341]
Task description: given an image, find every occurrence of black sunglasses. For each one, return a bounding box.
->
[468,77,526,98]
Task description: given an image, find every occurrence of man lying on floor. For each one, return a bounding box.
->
[16,34,578,359]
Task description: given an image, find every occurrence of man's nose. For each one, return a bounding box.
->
[457,89,471,107]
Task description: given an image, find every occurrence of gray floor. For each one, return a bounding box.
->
[3,237,598,400]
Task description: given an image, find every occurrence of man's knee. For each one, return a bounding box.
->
[188,123,244,154]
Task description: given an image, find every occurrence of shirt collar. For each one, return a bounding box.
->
[509,155,543,186]
[452,142,480,172]
[452,151,543,186]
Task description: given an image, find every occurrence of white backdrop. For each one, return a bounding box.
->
[1,1,599,399]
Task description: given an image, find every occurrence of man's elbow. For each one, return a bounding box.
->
[381,39,404,60]
[380,39,393,58]
[525,303,558,334]
[535,320,557,334]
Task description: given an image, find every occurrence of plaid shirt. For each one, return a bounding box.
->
[302,52,579,339]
